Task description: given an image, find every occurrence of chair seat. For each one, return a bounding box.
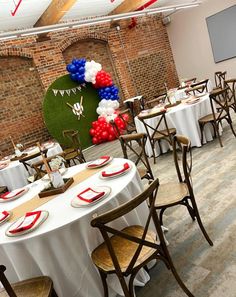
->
[137,167,147,179]
[0,276,53,297]
[91,225,157,273]
[155,182,189,207]
[63,149,80,160]
[153,128,176,140]
[198,111,226,123]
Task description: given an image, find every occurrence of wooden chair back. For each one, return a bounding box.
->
[91,178,167,276]
[19,149,48,173]
[215,71,227,89]
[224,79,236,110]
[172,135,193,196]
[209,87,230,122]
[118,108,137,134]
[0,265,17,297]
[146,94,166,109]
[138,110,173,145]
[31,153,64,180]
[184,77,197,86]
[186,79,209,95]
[119,133,154,181]
[63,130,82,151]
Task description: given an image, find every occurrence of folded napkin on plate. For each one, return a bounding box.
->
[77,188,105,203]
[0,189,25,200]
[9,211,41,234]
[87,156,110,167]
[0,211,10,222]
[0,163,8,170]
[102,162,130,177]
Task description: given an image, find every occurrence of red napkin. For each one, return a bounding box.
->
[87,156,110,168]
[0,211,9,222]
[0,189,25,200]
[0,163,8,170]
[9,211,41,234]
[77,188,105,203]
[102,162,130,177]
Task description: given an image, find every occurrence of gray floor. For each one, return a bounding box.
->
[83,118,236,297]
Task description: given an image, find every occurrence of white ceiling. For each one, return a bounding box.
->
[0,0,200,32]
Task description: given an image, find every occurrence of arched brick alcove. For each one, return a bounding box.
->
[62,38,122,99]
[0,56,49,156]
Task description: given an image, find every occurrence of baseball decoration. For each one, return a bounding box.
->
[66,96,85,120]
[66,58,127,145]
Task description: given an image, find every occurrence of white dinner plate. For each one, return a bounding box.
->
[41,168,67,181]
[5,210,49,237]
[0,187,29,203]
[71,186,111,208]
[86,156,113,169]
[99,163,132,180]
[0,163,9,170]
[0,211,12,226]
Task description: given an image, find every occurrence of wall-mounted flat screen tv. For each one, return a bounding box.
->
[206,5,236,63]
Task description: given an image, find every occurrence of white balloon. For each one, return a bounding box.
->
[107,107,114,115]
[99,99,107,108]
[96,107,102,115]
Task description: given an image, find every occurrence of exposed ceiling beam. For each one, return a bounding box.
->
[34,0,77,27]
[110,0,158,15]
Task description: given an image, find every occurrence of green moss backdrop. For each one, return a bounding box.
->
[43,74,100,149]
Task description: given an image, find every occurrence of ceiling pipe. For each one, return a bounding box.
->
[0,1,202,41]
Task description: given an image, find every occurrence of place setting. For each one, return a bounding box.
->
[4,210,49,237]
[0,162,9,170]
[99,162,132,179]
[0,187,29,203]
[71,185,111,208]
[86,155,113,169]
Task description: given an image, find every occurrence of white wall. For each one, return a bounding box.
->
[166,0,236,86]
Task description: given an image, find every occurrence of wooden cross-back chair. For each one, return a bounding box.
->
[109,110,137,139]
[137,110,176,164]
[152,135,213,246]
[31,153,64,181]
[19,149,48,174]
[198,88,236,147]
[224,79,236,112]
[0,265,58,297]
[119,133,154,181]
[62,130,86,166]
[215,71,227,89]
[145,94,167,109]
[186,79,209,96]
[91,178,195,297]
[183,77,197,86]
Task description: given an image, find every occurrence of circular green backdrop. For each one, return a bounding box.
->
[43,74,100,149]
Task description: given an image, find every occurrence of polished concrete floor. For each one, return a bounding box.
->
[83,119,236,297]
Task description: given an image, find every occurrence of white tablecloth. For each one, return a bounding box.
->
[0,158,151,297]
[135,94,215,157]
[0,143,63,191]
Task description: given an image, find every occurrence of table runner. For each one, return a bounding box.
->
[9,167,104,222]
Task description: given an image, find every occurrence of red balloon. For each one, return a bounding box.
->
[92,137,99,144]
[98,117,106,123]
[89,128,96,136]
[122,114,129,122]
[101,131,109,140]
[92,121,98,129]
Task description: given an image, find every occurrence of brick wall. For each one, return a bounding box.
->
[0,16,179,156]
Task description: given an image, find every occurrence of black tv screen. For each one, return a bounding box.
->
[206,5,236,63]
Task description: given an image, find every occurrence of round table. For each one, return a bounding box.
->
[0,158,150,297]
[135,94,216,157]
[0,143,63,191]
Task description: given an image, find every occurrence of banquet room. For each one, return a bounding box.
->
[1,0,236,296]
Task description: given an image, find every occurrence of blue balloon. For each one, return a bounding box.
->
[78,67,85,74]
[70,73,77,82]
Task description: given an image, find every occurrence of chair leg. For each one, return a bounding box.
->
[159,208,166,226]
[51,288,58,297]
[226,115,236,137]
[161,246,195,297]
[199,123,204,145]
[214,123,223,147]
[184,199,196,221]
[98,270,109,297]
[129,273,136,297]
[190,196,213,246]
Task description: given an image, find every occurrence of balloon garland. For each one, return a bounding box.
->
[66,58,127,145]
